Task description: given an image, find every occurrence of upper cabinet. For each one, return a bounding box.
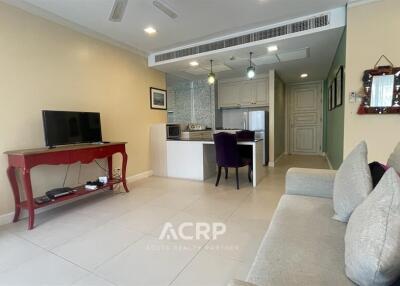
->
[218,75,269,108]
[218,81,241,108]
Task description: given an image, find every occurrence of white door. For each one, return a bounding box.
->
[288,82,323,155]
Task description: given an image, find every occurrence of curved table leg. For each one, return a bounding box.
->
[22,168,35,230]
[121,152,130,193]
[7,167,21,223]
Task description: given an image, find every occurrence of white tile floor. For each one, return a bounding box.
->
[0,155,328,286]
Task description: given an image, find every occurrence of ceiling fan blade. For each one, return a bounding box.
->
[153,0,178,19]
[109,0,128,22]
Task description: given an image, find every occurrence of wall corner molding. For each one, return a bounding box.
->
[348,0,382,8]
[325,154,334,170]
[0,0,147,58]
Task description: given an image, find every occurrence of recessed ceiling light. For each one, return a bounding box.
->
[267,45,278,52]
[190,61,199,67]
[300,73,308,78]
[144,26,157,35]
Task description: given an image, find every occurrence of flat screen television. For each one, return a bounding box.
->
[42,110,102,147]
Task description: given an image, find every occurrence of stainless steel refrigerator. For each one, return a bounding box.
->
[222,108,269,165]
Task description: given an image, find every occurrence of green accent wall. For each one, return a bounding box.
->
[324,30,346,169]
[274,73,286,159]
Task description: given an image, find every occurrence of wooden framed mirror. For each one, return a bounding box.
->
[358,64,400,115]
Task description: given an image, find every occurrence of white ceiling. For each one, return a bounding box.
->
[7,0,348,54]
[4,0,349,83]
[158,26,345,83]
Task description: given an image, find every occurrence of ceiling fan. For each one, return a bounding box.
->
[109,0,178,22]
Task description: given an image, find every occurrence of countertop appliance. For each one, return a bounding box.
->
[180,129,213,140]
[166,124,181,139]
[188,123,207,131]
[222,109,269,165]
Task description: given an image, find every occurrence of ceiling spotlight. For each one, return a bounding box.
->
[190,61,199,67]
[144,26,157,35]
[300,73,309,78]
[247,52,256,79]
[267,45,278,52]
[208,60,216,85]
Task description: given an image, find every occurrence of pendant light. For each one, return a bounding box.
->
[208,60,216,85]
[247,52,255,79]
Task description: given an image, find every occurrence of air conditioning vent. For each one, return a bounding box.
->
[109,0,128,22]
[154,14,329,63]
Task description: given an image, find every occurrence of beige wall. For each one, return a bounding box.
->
[0,3,166,217]
[344,0,399,161]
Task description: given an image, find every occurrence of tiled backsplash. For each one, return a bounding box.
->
[167,79,219,129]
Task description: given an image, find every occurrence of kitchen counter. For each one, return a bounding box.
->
[166,139,265,187]
[167,138,263,142]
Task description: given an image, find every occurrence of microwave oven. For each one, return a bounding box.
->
[166,124,181,139]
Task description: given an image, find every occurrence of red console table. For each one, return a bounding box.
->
[4,142,129,230]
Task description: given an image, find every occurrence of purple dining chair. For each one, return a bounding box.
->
[236,130,255,141]
[213,132,252,190]
[236,130,255,162]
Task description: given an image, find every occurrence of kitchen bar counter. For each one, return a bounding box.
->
[166,139,265,187]
[167,139,263,142]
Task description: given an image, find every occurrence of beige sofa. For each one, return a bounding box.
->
[243,168,354,286]
[232,142,400,286]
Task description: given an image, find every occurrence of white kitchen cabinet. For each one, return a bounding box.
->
[218,75,269,108]
[255,79,269,106]
[218,81,241,108]
[239,81,256,106]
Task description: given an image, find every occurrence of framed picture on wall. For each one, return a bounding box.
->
[329,83,335,111]
[150,87,167,110]
[335,66,344,107]
[332,79,337,110]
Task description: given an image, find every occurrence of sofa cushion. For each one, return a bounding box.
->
[333,141,372,222]
[387,142,400,173]
[345,169,400,286]
[247,195,354,286]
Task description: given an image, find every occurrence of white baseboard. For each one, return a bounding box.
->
[126,170,153,183]
[274,152,286,164]
[0,212,14,226]
[268,152,286,168]
[348,0,381,8]
[325,154,334,170]
[0,170,154,227]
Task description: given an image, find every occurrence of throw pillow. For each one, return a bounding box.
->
[332,141,372,222]
[345,168,400,286]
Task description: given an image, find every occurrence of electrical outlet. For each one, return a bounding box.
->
[349,91,356,103]
[113,168,121,178]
